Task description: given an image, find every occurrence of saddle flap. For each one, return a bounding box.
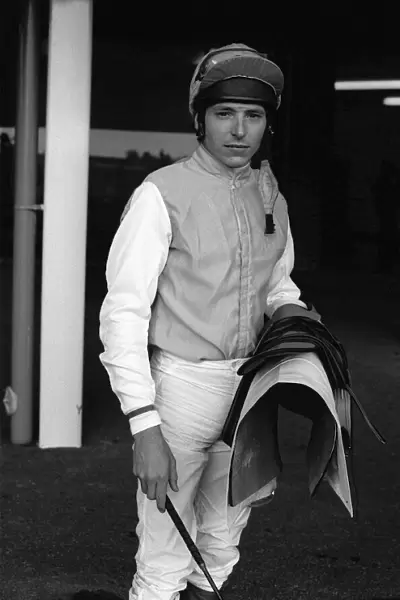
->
[229,390,282,506]
[227,355,354,516]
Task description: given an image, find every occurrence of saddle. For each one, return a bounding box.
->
[221,309,386,517]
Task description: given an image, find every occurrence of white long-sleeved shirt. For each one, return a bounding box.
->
[99,174,306,437]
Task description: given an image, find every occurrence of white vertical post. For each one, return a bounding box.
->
[39,0,92,448]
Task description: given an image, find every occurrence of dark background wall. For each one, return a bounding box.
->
[1,2,399,272]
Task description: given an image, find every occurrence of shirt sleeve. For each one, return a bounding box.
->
[99,181,172,436]
[265,219,308,318]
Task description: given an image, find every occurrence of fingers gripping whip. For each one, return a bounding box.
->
[165,496,225,600]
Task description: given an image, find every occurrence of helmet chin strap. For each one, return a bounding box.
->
[193,111,206,141]
[196,120,205,141]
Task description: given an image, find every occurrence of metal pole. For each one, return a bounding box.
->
[39,0,92,448]
[10,0,39,445]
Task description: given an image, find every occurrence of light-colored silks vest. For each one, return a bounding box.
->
[146,144,289,361]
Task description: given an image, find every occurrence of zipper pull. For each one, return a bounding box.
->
[265,213,275,234]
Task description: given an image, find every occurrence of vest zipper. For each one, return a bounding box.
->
[230,177,249,356]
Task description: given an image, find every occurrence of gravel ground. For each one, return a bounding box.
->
[1,263,400,600]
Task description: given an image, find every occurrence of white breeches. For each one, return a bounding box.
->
[129,349,251,600]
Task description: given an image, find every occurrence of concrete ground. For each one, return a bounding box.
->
[1,261,400,600]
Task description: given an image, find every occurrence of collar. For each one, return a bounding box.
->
[191,144,253,184]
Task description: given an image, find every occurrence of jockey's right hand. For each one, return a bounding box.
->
[133,425,179,513]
